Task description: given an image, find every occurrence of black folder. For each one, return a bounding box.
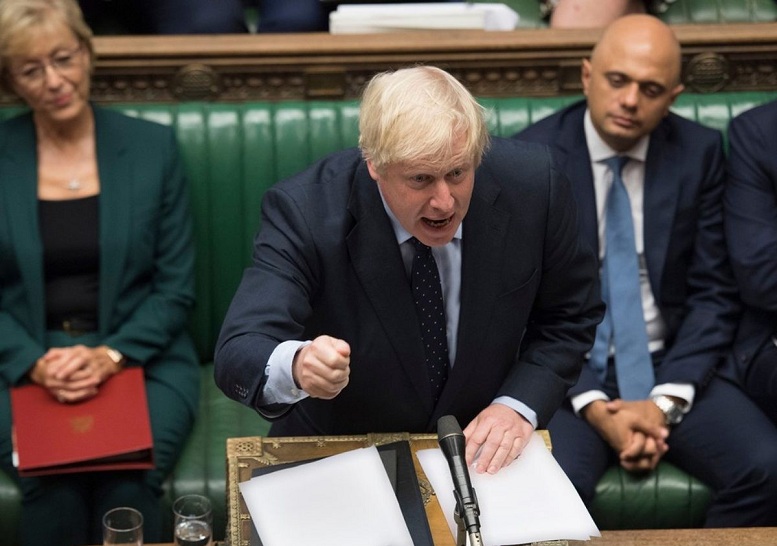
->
[248,440,434,546]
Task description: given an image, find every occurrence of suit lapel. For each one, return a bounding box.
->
[0,115,46,337]
[642,122,681,298]
[93,108,132,334]
[346,164,434,409]
[436,176,509,415]
[554,112,599,256]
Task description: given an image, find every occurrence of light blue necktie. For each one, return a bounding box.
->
[589,156,655,400]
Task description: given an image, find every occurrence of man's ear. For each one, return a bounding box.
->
[663,83,685,116]
[366,159,380,182]
[581,58,592,97]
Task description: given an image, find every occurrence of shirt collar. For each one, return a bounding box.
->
[584,109,650,164]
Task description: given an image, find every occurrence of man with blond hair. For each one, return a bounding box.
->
[215,66,603,473]
[516,14,777,524]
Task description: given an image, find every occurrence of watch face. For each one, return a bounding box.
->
[665,407,682,424]
[655,396,683,425]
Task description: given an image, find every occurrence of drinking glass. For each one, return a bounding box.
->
[173,494,213,546]
[102,506,143,546]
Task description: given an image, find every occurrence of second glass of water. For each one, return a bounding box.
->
[173,494,213,546]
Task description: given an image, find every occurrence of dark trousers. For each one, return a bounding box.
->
[741,338,777,426]
[79,0,248,34]
[547,372,777,526]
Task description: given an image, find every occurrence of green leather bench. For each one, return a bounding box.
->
[2,90,776,544]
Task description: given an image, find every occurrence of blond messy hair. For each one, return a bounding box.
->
[359,66,489,173]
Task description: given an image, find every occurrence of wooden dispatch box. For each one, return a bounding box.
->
[225,431,561,546]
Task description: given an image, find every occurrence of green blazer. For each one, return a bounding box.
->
[0,105,199,414]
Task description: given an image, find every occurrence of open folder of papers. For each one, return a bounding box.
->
[329,2,520,34]
[417,431,600,545]
[239,431,598,545]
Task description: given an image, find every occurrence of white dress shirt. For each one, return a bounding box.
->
[571,111,694,415]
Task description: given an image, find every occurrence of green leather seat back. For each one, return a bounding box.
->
[592,462,714,529]
[117,101,360,364]
[5,90,774,371]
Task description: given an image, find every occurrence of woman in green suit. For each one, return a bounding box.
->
[0,0,199,544]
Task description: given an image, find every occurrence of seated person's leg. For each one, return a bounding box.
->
[20,476,91,546]
[255,0,332,32]
[666,376,777,526]
[546,402,615,505]
[91,472,160,544]
[152,0,248,33]
[742,339,777,426]
[110,0,248,34]
[90,377,195,543]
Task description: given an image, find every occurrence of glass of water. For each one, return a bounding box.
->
[173,494,213,546]
[103,506,143,545]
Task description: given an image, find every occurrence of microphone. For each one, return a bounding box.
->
[437,415,483,546]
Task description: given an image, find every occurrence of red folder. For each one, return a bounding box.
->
[10,366,154,476]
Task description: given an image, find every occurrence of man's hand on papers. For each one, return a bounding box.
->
[583,399,669,472]
[292,335,351,399]
[463,403,534,475]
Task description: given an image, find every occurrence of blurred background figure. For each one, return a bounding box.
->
[543,0,671,28]
[78,0,248,33]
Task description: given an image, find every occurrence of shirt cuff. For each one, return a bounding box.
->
[570,390,610,416]
[492,396,538,429]
[263,340,311,405]
[650,383,695,412]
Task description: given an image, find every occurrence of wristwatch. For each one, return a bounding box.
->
[652,395,685,426]
[105,347,125,367]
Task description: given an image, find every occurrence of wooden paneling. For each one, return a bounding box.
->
[3,24,777,104]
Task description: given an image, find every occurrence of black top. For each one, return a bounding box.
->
[39,196,100,330]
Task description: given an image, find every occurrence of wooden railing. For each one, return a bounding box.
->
[3,23,777,104]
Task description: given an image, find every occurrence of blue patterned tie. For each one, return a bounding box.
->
[589,156,655,400]
[409,237,449,403]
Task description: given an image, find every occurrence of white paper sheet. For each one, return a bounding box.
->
[239,445,413,546]
[330,3,519,33]
[416,431,600,545]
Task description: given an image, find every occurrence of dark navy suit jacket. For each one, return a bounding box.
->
[214,137,604,436]
[725,100,777,379]
[515,100,739,397]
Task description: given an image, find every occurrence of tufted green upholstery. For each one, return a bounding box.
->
[2,90,777,544]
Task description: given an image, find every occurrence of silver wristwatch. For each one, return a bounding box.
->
[652,395,685,426]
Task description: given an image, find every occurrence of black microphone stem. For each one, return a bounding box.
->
[437,415,484,546]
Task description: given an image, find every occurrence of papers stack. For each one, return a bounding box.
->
[416,431,600,544]
[238,432,599,545]
[329,2,520,34]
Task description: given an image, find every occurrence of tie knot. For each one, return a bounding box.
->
[409,236,431,255]
[604,155,629,178]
